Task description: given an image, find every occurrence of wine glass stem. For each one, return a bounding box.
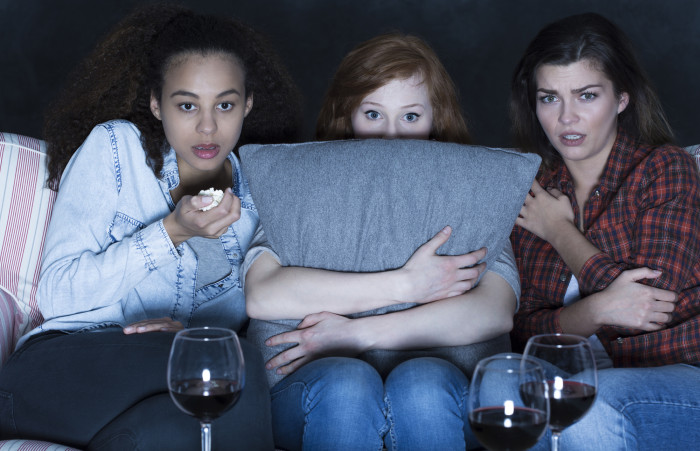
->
[201,422,212,451]
[551,431,561,451]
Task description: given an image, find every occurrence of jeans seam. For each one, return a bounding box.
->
[383,392,395,451]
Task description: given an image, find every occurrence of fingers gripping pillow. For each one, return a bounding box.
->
[240,139,541,387]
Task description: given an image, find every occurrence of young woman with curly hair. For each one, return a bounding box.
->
[0,4,301,450]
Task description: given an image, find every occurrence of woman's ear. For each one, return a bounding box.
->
[618,92,630,114]
[150,93,162,120]
[244,95,253,117]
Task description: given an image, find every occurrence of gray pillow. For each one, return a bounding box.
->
[240,139,541,387]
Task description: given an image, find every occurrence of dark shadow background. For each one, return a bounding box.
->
[1,0,698,147]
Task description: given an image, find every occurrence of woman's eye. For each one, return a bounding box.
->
[580,92,597,101]
[403,112,420,122]
[364,110,381,120]
[179,103,196,112]
[219,102,234,111]
[538,94,557,104]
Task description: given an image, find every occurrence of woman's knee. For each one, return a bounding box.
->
[385,357,468,405]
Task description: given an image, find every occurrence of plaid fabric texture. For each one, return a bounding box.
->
[511,128,700,367]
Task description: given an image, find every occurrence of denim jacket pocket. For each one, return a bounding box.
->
[195,270,238,304]
[108,213,146,243]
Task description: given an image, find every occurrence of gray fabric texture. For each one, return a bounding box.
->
[187,237,231,290]
[239,139,541,387]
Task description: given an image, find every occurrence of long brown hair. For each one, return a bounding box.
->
[316,33,471,144]
[510,12,674,168]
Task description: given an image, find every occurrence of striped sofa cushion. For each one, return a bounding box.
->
[687,144,700,167]
[0,132,55,361]
[0,439,81,450]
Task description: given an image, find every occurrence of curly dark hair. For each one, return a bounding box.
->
[43,3,302,190]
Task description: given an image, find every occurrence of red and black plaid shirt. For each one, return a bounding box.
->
[511,128,700,367]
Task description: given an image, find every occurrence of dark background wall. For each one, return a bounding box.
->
[1,0,698,147]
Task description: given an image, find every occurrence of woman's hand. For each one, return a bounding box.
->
[400,226,487,303]
[163,188,241,246]
[561,267,678,336]
[593,268,678,331]
[123,317,184,334]
[264,312,360,375]
[516,181,576,242]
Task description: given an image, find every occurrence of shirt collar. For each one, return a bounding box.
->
[539,126,637,196]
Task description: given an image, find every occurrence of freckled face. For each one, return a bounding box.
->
[351,74,434,140]
[535,59,629,171]
[150,52,253,182]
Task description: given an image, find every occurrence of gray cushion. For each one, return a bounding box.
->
[240,139,541,387]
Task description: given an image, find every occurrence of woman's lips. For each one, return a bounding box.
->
[559,133,585,146]
[193,144,220,159]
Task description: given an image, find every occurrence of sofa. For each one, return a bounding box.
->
[1,131,699,449]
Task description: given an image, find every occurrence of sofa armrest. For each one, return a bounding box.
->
[0,287,19,367]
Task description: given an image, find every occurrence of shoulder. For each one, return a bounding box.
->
[638,143,699,182]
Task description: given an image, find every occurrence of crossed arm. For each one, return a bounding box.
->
[244,226,517,375]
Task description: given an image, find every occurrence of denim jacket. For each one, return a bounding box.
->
[20,120,258,347]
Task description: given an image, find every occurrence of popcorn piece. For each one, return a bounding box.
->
[198,188,224,211]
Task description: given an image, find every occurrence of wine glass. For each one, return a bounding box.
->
[522,334,597,451]
[167,327,245,451]
[468,353,550,451]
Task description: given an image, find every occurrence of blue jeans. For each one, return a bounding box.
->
[270,356,475,451]
[548,363,700,451]
[471,354,700,450]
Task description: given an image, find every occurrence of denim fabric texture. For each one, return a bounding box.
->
[20,120,258,347]
[472,354,700,451]
[270,356,481,451]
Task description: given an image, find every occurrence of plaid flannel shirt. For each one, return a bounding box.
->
[511,128,700,367]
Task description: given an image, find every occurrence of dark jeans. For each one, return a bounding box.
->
[0,328,274,450]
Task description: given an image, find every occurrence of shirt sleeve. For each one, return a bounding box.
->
[487,241,521,310]
[510,227,565,353]
[579,148,700,294]
[580,149,700,366]
[37,124,179,319]
[240,224,281,290]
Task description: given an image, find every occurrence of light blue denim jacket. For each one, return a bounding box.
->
[19,120,258,347]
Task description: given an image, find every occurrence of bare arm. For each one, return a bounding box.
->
[245,226,487,319]
[264,270,516,375]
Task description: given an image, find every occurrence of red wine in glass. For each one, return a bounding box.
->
[168,327,245,451]
[469,406,548,450]
[170,378,242,423]
[520,379,596,432]
[468,354,549,451]
[523,334,598,451]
